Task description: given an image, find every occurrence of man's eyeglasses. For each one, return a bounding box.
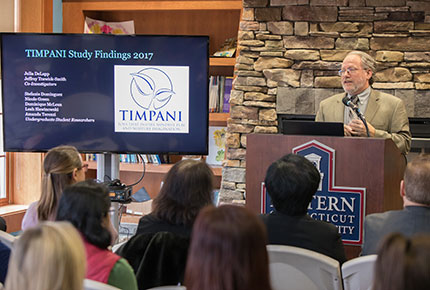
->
[79,163,89,173]
[338,68,362,76]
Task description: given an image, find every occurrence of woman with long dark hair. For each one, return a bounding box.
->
[56,180,138,290]
[136,159,214,237]
[185,205,272,290]
[373,233,430,290]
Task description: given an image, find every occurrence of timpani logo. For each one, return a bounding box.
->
[130,68,174,110]
[114,65,189,133]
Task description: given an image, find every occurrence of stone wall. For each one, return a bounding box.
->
[220,0,430,202]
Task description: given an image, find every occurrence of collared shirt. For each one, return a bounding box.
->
[343,86,371,125]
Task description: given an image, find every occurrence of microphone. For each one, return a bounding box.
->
[342,96,369,137]
[342,96,363,118]
[342,96,358,110]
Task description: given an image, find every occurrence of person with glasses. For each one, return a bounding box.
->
[21,145,119,244]
[315,51,411,155]
[21,145,87,231]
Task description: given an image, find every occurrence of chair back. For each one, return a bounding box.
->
[83,279,121,290]
[112,240,127,253]
[116,231,190,290]
[0,230,17,249]
[147,286,186,290]
[267,245,343,290]
[342,255,377,290]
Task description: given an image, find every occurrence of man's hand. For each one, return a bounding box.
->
[344,124,353,136]
[348,119,375,137]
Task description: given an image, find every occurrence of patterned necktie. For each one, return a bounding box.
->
[349,95,359,120]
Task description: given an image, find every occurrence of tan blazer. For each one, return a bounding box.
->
[315,89,411,155]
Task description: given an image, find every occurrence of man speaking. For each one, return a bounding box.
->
[315,51,411,155]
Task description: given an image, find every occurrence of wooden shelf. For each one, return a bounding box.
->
[62,0,242,56]
[209,112,229,126]
[87,160,222,176]
[210,57,236,67]
[63,1,242,11]
[209,57,236,75]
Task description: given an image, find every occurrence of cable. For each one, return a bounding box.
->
[127,154,146,187]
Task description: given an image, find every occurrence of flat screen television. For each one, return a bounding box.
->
[1,33,209,154]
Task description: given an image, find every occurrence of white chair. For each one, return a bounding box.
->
[0,230,17,249]
[342,255,377,290]
[112,240,127,253]
[267,245,343,290]
[83,279,121,290]
[147,286,186,290]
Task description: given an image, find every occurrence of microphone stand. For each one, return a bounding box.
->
[353,107,370,137]
[342,96,370,137]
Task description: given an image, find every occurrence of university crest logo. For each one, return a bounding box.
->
[261,140,366,245]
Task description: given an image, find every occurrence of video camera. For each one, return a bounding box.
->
[106,179,132,203]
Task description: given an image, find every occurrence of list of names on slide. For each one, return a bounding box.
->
[23,70,95,123]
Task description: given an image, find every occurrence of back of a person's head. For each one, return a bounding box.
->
[5,221,85,290]
[185,205,271,290]
[38,145,82,221]
[265,153,320,215]
[56,179,112,249]
[403,153,430,206]
[373,233,430,290]
[152,159,214,225]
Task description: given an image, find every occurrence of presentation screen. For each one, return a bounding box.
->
[1,33,209,154]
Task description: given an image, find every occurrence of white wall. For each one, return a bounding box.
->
[0,0,15,32]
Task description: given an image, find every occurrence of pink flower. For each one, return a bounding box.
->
[101,25,113,34]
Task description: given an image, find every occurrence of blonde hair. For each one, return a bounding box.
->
[5,222,86,290]
[37,145,82,221]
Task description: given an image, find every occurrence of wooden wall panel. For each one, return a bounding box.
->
[17,0,52,32]
[1,210,26,233]
[8,153,44,205]
[84,10,241,54]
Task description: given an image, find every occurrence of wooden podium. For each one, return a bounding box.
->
[246,134,406,258]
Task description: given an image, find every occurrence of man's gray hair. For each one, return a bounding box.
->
[346,51,376,84]
[404,154,430,206]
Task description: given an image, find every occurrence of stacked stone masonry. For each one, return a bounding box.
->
[220,0,430,202]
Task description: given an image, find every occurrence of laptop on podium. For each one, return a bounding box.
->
[281,120,344,137]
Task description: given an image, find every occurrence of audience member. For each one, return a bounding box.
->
[115,159,213,289]
[373,233,430,290]
[185,205,272,290]
[21,145,118,244]
[136,159,214,238]
[0,217,10,285]
[4,221,86,290]
[362,153,430,255]
[56,180,138,290]
[117,231,190,289]
[261,153,346,263]
[21,145,86,229]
